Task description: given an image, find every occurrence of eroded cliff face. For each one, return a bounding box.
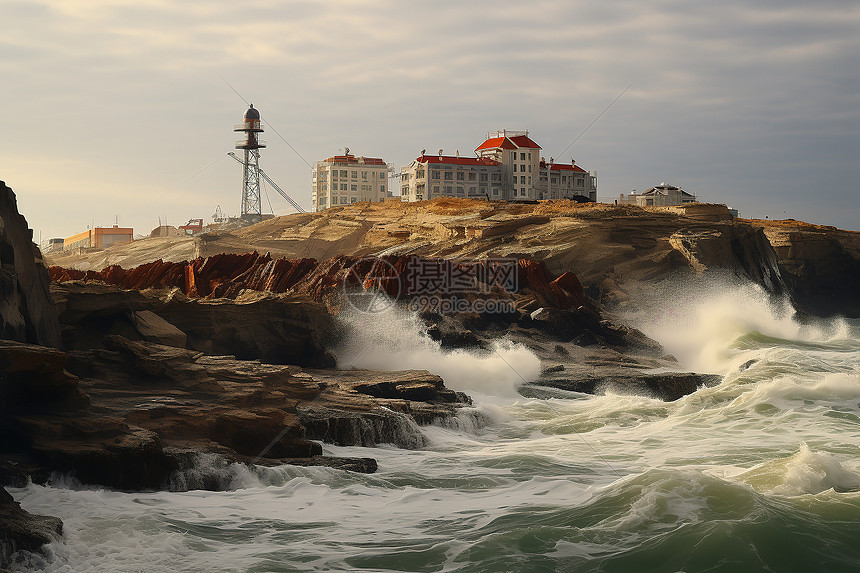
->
[744,220,860,317]
[0,182,61,348]
[49,198,851,314]
[0,182,65,567]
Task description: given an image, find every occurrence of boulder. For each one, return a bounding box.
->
[130,310,187,347]
[1,487,63,569]
[528,371,722,402]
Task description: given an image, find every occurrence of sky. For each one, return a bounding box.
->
[2,0,859,241]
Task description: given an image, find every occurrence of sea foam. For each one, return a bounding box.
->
[334,305,540,399]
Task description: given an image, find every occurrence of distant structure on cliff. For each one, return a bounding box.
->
[63,225,133,252]
[400,130,597,202]
[312,149,391,211]
[618,182,696,207]
[234,104,266,222]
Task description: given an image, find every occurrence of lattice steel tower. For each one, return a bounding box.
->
[234,104,267,221]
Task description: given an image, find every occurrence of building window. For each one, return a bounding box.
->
[469,186,476,194]
[402,186,409,194]
[340,170,347,177]
[468,172,476,181]
[520,176,526,184]
[341,183,347,190]
[456,186,464,195]
[511,152,516,161]
[520,153,526,160]
[456,171,465,181]
[351,171,357,178]
[351,197,357,203]
[445,186,453,194]
[361,171,367,179]
[444,171,453,180]
[492,188,499,196]
[433,186,440,193]
[416,169,425,179]
[351,184,357,191]
[491,173,501,182]
[480,173,488,182]
[512,163,517,172]
[380,185,385,192]
[431,170,440,179]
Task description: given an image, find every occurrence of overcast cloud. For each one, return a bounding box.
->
[1,0,858,238]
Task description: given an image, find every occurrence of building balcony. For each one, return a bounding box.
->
[234,122,264,132]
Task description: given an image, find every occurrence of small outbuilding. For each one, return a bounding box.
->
[618,183,696,207]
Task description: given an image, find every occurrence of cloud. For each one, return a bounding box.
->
[1,0,858,236]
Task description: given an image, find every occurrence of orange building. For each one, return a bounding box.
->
[64,225,133,251]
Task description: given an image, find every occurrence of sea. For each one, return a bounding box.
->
[8,278,860,572]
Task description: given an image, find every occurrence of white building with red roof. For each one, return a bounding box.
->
[537,158,597,202]
[400,151,503,202]
[399,129,597,203]
[475,130,542,199]
[312,149,390,211]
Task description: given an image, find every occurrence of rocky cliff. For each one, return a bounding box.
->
[0,182,64,567]
[0,181,61,347]
[48,199,860,317]
[744,219,860,317]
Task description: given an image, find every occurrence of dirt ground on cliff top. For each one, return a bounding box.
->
[45,199,623,270]
[48,198,856,274]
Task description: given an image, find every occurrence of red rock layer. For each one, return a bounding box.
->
[50,253,586,310]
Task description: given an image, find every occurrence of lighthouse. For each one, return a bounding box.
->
[234,104,266,221]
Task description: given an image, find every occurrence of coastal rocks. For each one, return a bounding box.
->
[0,181,62,348]
[526,371,723,402]
[518,305,662,352]
[155,290,337,367]
[51,282,336,368]
[750,221,860,317]
[19,417,174,490]
[299,369,475,448]
[0,340,88,415]
[517,260,586,310]
[4,332,473,490]
[0,339,177,490]
[131,310,187,347]
[50,253,588,317]
[0,487,62,569]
